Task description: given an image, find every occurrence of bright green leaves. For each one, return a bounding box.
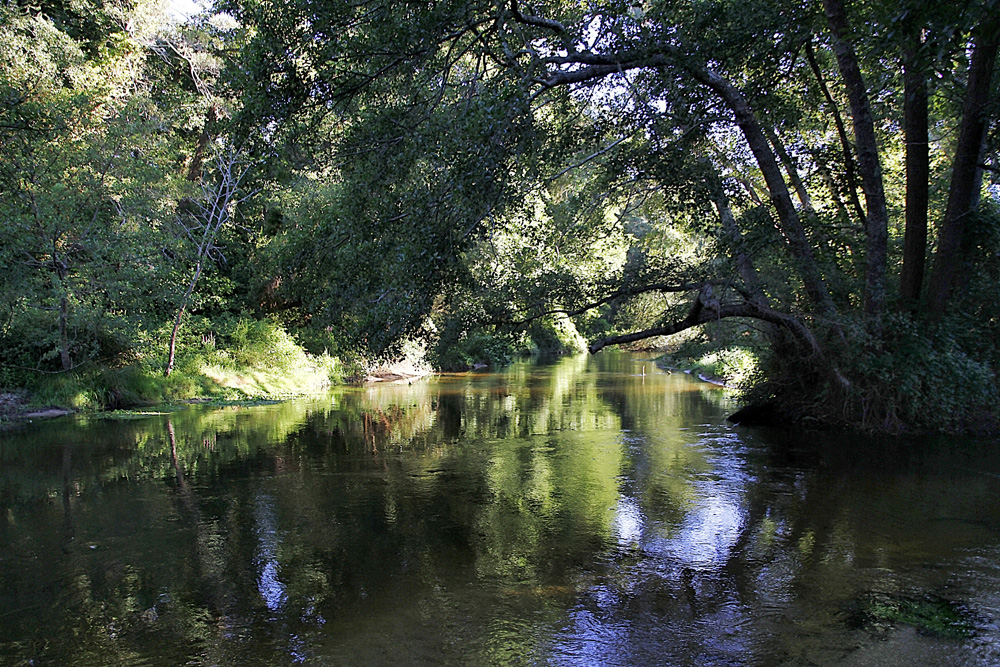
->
[0,4,190,373]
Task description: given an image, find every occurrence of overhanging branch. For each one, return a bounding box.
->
[589,299,824,363]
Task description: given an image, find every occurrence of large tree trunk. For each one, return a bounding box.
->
[822,0,889,321]
[926,19,1000,318]
[899,41,930,308]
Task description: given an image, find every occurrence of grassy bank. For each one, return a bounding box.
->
[658,345,761,389]
[8,319,345,414]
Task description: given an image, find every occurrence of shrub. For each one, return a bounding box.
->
[527,314,587,356]
[692,347,760,387]
[431,329,532,371]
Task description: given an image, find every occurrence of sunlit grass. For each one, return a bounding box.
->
[26,319,344,411]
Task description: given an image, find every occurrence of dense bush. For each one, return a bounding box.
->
[737,313,999,433]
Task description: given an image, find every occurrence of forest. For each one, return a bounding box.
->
[1,0,998,433]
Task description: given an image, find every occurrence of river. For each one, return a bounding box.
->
[1,352,999,665]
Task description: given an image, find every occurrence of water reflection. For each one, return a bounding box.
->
[1,353,1000,666]
[254,493,287,613]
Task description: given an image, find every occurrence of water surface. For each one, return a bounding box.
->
[2,352,999,665]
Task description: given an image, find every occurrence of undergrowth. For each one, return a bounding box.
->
[22,318,344,411]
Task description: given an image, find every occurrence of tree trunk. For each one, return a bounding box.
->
[165,306,184,378]
[165,258,205,377]
[899,41,929,308]
[765,127,815,215]
[926,18,1000,318]
[53,251,72,371]
[58,294,72,371]
[806,40,867,228]
[822,0,889,321]
[688,64,836,316]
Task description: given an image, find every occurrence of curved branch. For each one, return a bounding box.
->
[589,300,824,365]
[680,60,835,316]
[500,280,732,328]
[509,0,570,35]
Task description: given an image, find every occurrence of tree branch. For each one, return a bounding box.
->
[589,299,825,365]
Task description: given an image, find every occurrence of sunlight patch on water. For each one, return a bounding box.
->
[670,492,745,567]
[613,495,644,547]
[254,493,287,613]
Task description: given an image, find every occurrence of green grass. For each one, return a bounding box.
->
[658,345,760,388]
[24,319,345,412]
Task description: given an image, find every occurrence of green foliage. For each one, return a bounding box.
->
[0,0,997,434]
[736,312,999,433]
[24,318,343,410]
[527,315,588,356]
[690,348,761,388]
[157,317,341,399]
[0,3,190,373]
[835,316,998,433]
[858,593,976,638]
[431,330,532,371]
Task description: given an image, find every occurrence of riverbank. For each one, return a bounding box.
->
[0,391,74,422]
[655,345,758,392]
[0,358,433,425]
[653,359,735,389]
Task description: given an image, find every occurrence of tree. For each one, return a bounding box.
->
[821,0,889,320]
[0,4,177,373]
[165,146,253,376]
[225,0,1000,429]
[925,10,1000,317]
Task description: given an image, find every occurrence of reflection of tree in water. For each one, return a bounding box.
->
[3,356,1000,665]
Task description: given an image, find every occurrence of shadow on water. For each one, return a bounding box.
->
[1,351,999,665]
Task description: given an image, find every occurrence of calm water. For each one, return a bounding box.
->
[2,352,1000,666]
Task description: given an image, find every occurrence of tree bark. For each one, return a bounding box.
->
[822,0,889,321]
[899,40,929,307]
[58,294,72,371]
[926,17,1000,318]
[589,298,821,359]
[53,248,72,371]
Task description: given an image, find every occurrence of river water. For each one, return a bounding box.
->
[2,352,999,665]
